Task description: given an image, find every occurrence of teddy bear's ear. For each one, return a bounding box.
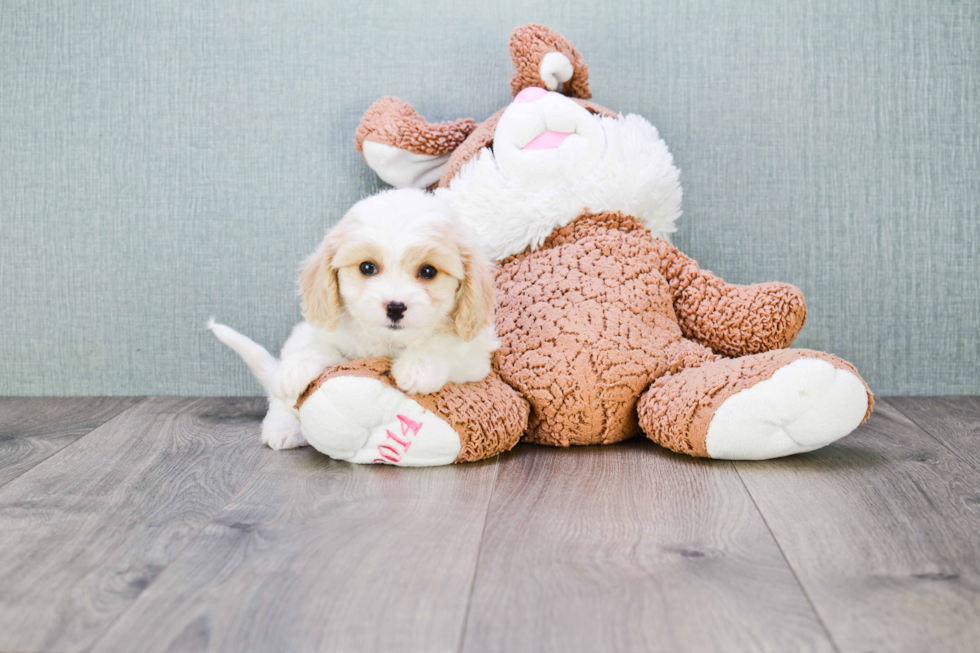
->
[509,24,592,100]
[356,97,478,189]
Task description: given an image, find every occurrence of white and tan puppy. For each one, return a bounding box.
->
[210,188,497,449]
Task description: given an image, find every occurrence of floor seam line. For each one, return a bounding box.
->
[455,454,501,653]
[732,460,843,653]
[0,397,149,492]
[84,444,279,653]
[884,397,980,474]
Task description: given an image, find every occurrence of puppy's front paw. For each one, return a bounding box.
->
[261,407,307,450]
[264,426,307,450]
[273,355,327,403]
[391,356,451,395]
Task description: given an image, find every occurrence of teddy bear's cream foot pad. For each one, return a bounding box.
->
[299,375,462,466]
[705,358,869,460]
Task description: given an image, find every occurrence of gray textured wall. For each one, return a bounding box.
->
[1,0,977,396]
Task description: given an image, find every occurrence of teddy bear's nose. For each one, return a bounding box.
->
[515,86,548,103]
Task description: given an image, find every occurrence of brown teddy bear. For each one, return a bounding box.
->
[294,24,873,466]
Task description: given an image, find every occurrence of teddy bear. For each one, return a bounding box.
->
[293,24,873,467]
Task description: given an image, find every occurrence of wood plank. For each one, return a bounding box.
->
[734,398,980,653]
[0,397,274,653]
[460,440,834,653]
[89,449,500,653]
[888,396,980,470]
[0,397,142,487]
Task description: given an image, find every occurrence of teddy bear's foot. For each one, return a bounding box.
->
[296,360,461,466]
[638,349,873,460]
[704,357,870,459]
[295,358,530,466]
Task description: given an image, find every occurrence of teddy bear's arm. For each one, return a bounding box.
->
[652,239,808,358]
[356,97,478,188]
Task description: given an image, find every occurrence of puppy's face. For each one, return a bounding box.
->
[300,189,494,343]
[334,234,462,340]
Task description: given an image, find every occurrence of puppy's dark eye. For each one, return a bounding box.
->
[359,261,378,276]
[418,265,437,280]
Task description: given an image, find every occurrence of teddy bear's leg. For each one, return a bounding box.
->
[294,359,529,466]
[637,349,873,460]
[650,238,809,358]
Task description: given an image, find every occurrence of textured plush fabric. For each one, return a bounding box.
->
[355,97,478,156]
[493,211,817,447]
[437,109,506,189]
[297,358,528,463]
[649,239,808,357]
[1,1,978,396]
[638,348,873,457]
[295,357,393,409]
[435,99,617,190]
[415,372,528,463]
[300,209,870,460]
[508,23,592,99]
[344,13,874,462]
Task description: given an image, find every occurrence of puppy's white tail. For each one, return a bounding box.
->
[208,319,278,389]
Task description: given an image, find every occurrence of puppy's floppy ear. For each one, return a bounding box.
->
[452,234,496,342]
[299,229,344,330]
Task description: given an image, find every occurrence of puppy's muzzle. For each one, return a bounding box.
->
[386,301,407,323]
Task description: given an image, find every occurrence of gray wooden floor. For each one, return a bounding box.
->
[0,397,978,653]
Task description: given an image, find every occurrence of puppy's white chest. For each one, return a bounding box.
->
[341,336,408,361]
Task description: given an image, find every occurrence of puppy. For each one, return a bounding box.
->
[210,188,498,449]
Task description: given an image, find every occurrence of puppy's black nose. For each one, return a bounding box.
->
[386,301,407,322]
